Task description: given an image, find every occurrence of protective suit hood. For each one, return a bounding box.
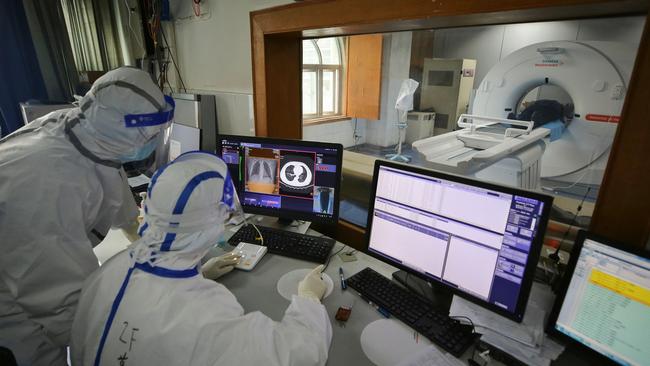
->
[133,152,236,269]
[70,151,332,366]
[72,67,170,162]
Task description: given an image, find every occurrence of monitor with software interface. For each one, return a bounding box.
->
[547,231,650,366]
[218,135,343,225]
[365,161,552,322]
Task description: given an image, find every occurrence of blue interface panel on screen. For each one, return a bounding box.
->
[219,136,342,223]
[553,237,650,366]
[367,164,549,319]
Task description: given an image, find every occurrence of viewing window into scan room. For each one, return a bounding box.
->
[301,16,645,234]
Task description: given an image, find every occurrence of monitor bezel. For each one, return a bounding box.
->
[364,160,553,323]
[546,230,650,365]
[217,134,343,225]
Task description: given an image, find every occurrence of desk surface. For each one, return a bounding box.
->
[212,223,589,366]
[211,226,470,366]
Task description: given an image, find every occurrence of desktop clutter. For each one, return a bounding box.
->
[214,134,649,366]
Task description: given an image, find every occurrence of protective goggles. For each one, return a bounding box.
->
[124,95,175,128]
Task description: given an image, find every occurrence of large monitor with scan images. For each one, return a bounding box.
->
[218,135,343,225]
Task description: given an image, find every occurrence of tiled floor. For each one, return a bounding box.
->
[346,143,427,166]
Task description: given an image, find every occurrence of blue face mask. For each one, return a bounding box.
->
[118,137,159,163]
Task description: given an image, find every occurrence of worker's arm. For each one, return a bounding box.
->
[190,292,332,366]
[114,168,141,242]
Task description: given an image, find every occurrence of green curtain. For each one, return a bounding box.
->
[60,0,123,72]
[22,0,79,101]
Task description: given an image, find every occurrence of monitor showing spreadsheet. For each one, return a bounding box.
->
[365,161,552,322]
[549,233,650,366]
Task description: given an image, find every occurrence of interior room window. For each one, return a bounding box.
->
[302,38,345,121]
[331,17,645,236]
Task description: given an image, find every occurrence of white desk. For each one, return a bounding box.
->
[97,223,564,365]
[209,226,472,365]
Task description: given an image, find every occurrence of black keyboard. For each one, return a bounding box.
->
[228,224,336,264]
[347,267,480,357]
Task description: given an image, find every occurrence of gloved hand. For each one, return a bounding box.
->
[202,252,242,280]
[298,265,327,302]
[121,219,141,243]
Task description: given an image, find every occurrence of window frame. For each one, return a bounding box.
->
[302,38,346,122]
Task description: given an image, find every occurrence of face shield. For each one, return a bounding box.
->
[121,95,175,177]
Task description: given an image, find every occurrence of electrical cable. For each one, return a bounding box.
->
[193,0,201,17]
[541,138,604,193]
[549,186,591,262]
[240,217,264,247]
[160,26,188,92]
[449,313,537,347]
[123,0,146,65]
[472,323,539,348]
[352,118,361,150]
[450,315,476,334]
[321,243,346,272]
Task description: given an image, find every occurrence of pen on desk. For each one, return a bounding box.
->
[339,267,347,290]
[356,293,390,318]
[373,303,391,318]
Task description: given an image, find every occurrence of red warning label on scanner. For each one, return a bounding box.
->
[585,114,620,123]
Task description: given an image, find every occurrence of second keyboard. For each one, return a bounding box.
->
[347,267,480,357]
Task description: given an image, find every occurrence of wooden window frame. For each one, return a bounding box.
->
[250,0,650,251]
[302,38,345,122]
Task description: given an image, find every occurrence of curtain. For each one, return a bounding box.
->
[0,0,48,136]
[22,0,79,102]
[60,0,124,72]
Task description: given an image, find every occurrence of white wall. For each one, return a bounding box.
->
[172,0,291,94]
[353,16,645,147]
[433,16,645,89]
[169,3,644,148]
[169,0,291,136]
[363,32,413,147]
[169,0,367,143]
[303,119,367,148]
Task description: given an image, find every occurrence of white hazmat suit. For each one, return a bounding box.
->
[70,152,333,366]
[0,67,173,366]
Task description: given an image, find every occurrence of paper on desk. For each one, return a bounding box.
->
[396,346,465,366]
[449,294,564,366]
[360,319,432,366]
[127,174,151,187]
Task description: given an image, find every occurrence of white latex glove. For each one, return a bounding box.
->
[121,219,141,243]
[202,252,242,280]
[298,265,327,302]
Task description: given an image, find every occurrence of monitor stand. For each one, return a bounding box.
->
[392,270,454,313]
[252,215,311,235]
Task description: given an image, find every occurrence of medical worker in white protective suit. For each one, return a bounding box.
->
[0,67,175,366]
[70,151,333,366]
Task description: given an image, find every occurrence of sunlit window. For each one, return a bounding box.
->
[302,38,345,121]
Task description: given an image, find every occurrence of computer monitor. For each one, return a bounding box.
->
[168,122,201,161]
[547,231,650,366]
[365,161,553,322]
[218,135,343,225]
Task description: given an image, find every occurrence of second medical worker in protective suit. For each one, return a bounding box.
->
[0,67,174,366]
[71,151,333,366]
